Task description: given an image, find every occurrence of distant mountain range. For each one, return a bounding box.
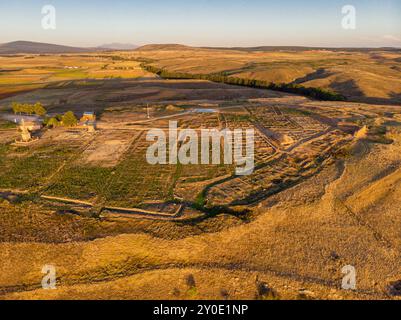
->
[0,41,138,54]
[97,43,139,50]
[0,41,400,55]
[0,41,95,54]
[135,44,401,53]
[202,45,401,52]
[135,44,194,51]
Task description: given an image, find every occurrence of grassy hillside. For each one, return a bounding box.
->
[2,136,401,300]
[129,46,401,105]
[0,41,102,54]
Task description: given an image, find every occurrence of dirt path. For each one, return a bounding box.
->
[285,127,335,152]
[40,195,93,207]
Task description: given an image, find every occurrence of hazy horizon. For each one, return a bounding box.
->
[2,40,401,50]
[1,0,401,48]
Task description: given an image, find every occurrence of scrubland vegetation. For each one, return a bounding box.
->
[0,48,401,300]
[132,46,401,105]
[142,64,346,101]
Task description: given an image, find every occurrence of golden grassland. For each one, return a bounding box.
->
[125,47,401,105]
[1,128,401,300]
[1,48,400,104]
[0,49,401,300]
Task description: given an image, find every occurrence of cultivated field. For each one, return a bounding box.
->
[0,54,155,100]
[0,50,400,300]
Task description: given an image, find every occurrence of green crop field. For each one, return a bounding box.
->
[0,143,79,190]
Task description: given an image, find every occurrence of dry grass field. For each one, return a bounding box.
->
[125,46,401,105]
[0,49,400,300]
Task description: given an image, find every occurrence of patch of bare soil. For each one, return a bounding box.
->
[80,130,138,167]
[0,130,18,143]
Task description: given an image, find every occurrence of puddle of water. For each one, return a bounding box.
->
[0,114,41,123]
[192,108,218,113]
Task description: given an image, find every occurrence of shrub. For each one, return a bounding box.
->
[46,117,61,128]
[33,102,46,116]
[62,111,78,127]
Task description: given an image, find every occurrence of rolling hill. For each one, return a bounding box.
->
[136,44,195,51]
[131,45,401,105]
[203,46,401,53]
[98,43,139,50]
[0,41,100,54]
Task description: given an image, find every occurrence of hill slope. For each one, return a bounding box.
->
[97,43,139,50]
[136,44,194,51]
[131,46,401,105]
[0,41,99,54]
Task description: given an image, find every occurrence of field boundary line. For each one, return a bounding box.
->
[102,204,184,218]
[40,195,94,207]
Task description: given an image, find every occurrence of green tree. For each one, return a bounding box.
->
[11,102,21,114]
[20,103,34,114]
[33,102,46,116]
[62,111,78,127]
[46,117,61,128]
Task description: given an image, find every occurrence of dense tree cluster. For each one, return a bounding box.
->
[62,111,78,127]
[142,64,346,101]
[43,111,78,128]
[11,102,47,116]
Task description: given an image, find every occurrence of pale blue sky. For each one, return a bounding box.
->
[0,0,400,47]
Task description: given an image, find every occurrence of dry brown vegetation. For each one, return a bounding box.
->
[0,50,400,300]
[127,46,401,105]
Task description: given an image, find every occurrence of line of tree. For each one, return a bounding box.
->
[141,64,346,101]
[43,111,78,128]
[11,102,47,116]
